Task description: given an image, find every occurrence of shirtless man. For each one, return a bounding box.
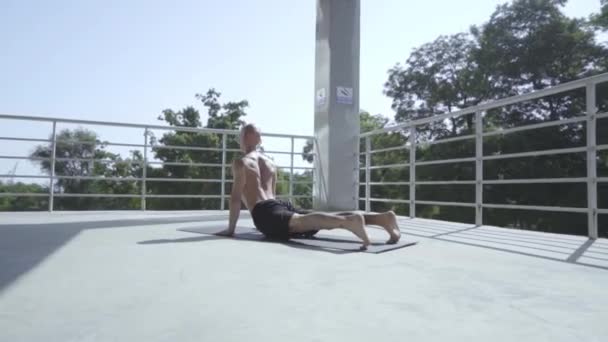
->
[216,123,401,250]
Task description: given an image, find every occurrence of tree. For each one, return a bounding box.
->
[30,128,141,210]
[0,181,48,211]
[148,89,249,210]
[385,34,486,139]
[590,0,608,30]
[381,0,608,235]
[474,0,605,93]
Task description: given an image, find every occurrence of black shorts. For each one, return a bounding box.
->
[251,199,317,240]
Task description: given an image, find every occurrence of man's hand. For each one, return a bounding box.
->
[215,228,235,237]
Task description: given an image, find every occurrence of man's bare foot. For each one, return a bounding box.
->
[378,211,401,244]
[344,213,370,250]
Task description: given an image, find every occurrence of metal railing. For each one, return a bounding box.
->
[360,72,608,238]
[0,114,315,211]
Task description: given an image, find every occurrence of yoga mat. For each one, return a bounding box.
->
[179,226,417,254]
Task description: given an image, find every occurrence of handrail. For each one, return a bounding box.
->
[0,113,316,210]
[361,72,608,137]
[358,73,607,238]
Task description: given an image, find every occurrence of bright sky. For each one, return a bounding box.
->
[0,0,602,176]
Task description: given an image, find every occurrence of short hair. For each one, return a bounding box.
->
[239,123,260,140]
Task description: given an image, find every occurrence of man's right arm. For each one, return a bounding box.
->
[217,159,246,236]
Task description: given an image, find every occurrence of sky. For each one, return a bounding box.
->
[0,0,603,177]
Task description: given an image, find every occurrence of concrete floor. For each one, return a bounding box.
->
[1,211,607,342]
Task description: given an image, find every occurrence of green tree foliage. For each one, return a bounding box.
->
[30,128,141,210]
[0,181,47,211]
[590,0,608,30]
[379,0,608,235]
[146,89,249,210]
[385,33,485,138]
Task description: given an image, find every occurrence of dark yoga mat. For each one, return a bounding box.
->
[179,226,417,254]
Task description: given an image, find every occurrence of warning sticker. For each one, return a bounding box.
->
[337,86,353,104]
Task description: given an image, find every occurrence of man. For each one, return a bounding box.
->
[216,123,401,250]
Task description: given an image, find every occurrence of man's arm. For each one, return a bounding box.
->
[218,159,246,236]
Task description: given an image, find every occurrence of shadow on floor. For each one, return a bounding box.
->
[137,234,358,255]
[397,218,608,271]
[0,214,238,293]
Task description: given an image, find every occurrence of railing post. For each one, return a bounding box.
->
[48,121,57,212]
[475,111,483,226]
[220,133,227,211]
[586,82,598,239]
[365,137,371,212]
[289,137,295,203]
[409,126,416,218]
[141,128,148,211]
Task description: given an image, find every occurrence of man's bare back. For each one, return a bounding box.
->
[237,151,277,211]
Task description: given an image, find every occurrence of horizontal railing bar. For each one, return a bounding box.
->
[368,198,410,203]
[597,111,608,119]
[415,200,476,208]
[104,142,146,148]
[482,203,587,213]
[483,146,586,160]
[145,194,222,199]
[483,178,588,184]
[215,148,316,156]
[598,145,608,151]
[54,139,146,148]
[0,136,50,143]
[277,165,315,170]
[0,192,48,197]
[145,178,223,183]
[599,209,608,214]
[367,181,410,185]
[482,116,586,138]
[419,134,476,146]
[55,175,142,181]
[369,163,409,170]
[416,157,476,166]
[54,157,144,164]
[360,72,608,137]
[146,161,221,167]
[276,195,311,199]
[0,156,216,167]
[151,144,223,152]
[54,193,141,198]
[367,145,408,154]
[0,174,47,179]
[0,113,314,139]
[0,155,50,161]
[264,150,314,156]
[599,177,608,182]
[416,180,476,185]
[54,139,97,145]
[276,180,314,184]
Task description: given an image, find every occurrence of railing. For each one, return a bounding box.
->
[360,73,608,239]
[0,114,315,211]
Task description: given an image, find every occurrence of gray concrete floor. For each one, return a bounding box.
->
[1,211,607,342]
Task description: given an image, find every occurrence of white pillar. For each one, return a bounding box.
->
[313,0,360,211]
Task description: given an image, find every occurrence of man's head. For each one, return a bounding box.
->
[239,123,261,152]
